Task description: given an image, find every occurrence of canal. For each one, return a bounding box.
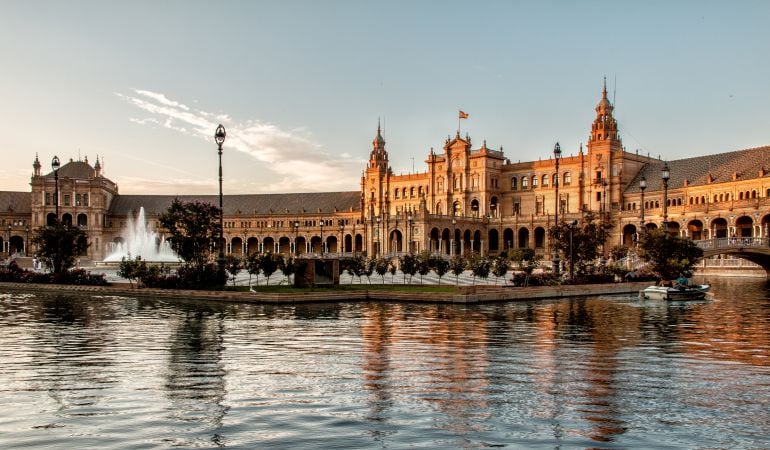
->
[0,278,768,449]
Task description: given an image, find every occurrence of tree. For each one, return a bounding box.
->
[159,199,221,268]
[226,256,242,286]
[433,256,450,285]
[388,260,398,283]
[450,255,466,285]
[467,255,491,285]
[279,256,296,284]
[374,257,390,284]
[638,229,703,280]
[245,252,261,287]
[260,253,279,285]
[549,212,613,277]
[363,257,376,284]
[399,253,418,284]
[32,223,89,275]
[117,256,141,287]
[416,251,432,284]
[510,248,541,287]
[492,255,510,285]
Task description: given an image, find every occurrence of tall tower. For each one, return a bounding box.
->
[361,121,391,217]
[586,78,623,215]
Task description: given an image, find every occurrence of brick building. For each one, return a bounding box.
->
[2,82,770,264]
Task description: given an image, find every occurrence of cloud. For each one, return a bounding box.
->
[116,89,361,192]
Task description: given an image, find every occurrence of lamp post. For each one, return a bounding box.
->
[407,214,413,254]
[339,223,344,255]
[662,161,670,231]
[639,175,647,231]
[452,218,457,257]
[375,216,381,257]
[552,142,561,276]
[5,225,10,255]
[25,225,29,256]
[569,219,578,280]
[320,219,325,256]
[602,179,608,214]
[294,221,300,255]
[214,124,227,274]
[51,155,61,223]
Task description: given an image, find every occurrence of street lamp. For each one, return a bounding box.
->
[639,175,647,231]
[215,124,227,274]
[452,218,457,257]
[320,219,325,256]
[375,216,381,257]
[567,221,576,278]
[602,179,608,214]
[552,142,561,276]
[294,221,300,255]
[25,225,29,256]
[407,214,413,254]
[662,161,670,231]
[6,225,10,256]
[339,223,344,255]
[51,155,61,223]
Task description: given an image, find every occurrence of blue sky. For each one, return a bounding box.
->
[1,1,768,194]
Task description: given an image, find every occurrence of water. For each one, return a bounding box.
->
[103,207,180,262]
[0,278,768,449]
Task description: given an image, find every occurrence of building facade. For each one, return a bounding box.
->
[2,83,770,264]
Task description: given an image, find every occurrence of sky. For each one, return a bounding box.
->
[1,1,769,195]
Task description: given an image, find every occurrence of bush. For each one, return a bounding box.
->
[139,263,226,290]
[0,265,107,286]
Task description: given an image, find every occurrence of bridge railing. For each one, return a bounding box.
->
[695,237,770,250]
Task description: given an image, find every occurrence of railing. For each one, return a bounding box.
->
[695,237,770,250]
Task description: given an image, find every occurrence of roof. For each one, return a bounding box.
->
[0,191,32,214]
[626,145,770,193]
[108,191,362,216]
[43,160,96,179]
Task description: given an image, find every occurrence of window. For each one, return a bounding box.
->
[522,177,529,189]
[64,195,70,206]
[542,174,549,187]
[563,172,571,186]
[45,193,51,206]
[83,194,88,206]
[472,176,479,190]
[532,176,538,188]
[76,194,82,206]
[511,177,518,190]
[395,190,399,199]
[513,201,520,215]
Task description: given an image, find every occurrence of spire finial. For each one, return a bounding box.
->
[377,117,381,135]
[602,76,608,98]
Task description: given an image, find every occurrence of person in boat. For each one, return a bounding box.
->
[675,272,689,290]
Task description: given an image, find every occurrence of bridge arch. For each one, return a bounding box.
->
[736,215,754,237]
[711,218,728,238]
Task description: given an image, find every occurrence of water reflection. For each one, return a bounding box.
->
[0,278,767,449]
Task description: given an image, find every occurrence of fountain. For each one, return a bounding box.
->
[103,207,180,262]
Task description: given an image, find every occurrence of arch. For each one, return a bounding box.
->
[645,223,658,232]
[752,190,757,199]
[231,237,244,255]
[9,235,25,255]
[354,234,363,253]
[521,176,529,189]
[296,236,307,255]
[46,213,57,226]
[62,213,72,226]
[263,236,276,253]
[503,228,514,250]
[511,177,518,190]
[541,174,549,187]
[453,201,462,216]
[77,213,87,227]
[488,228,499,252]
[326,235,338,253]
[310,236,322,253]
[667,221,681,235]
[278,236,291,254]
[473,230,482,253]
[430,227,440,252]
[344,234,352,253]
[435,201,443,215]
[454,228,462,254]
[687,220,704,240]
[552,173,558,187]
[490,196,498,214]
[441,228,451,255]
[410,186,415,198]
[471,199,480,216]
[622,224,637,247]
[736,216,753,237]
[534,227,546,248]
[563,172,571,185]
[711,218,728,238]
[531,175,538,188]
[739,192,744,200]
[463,229,472,255]
[389,229,403,253]
[518,227,530,248]
[247,237,259,255]
[762,215,770,237]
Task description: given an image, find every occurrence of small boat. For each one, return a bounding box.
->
[641,284,711,301]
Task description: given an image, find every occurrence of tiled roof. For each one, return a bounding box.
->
[108,191,362,216]
[626,146,770,193]
[0,191,32,214]
[43,160,96,179]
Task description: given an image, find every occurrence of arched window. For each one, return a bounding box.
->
[410,187,415,197]
[740,192,744,200]
[511,177,518,190]
[521,177,529,189]
[563,172,571,185]
[402,188,407,198]
[531,176,538,188]
[542,174,549,187]
[418,186,423,195]
[395,189,400,199]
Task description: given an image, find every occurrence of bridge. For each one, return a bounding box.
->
[695,237,770,274]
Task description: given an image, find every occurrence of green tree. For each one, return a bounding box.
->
[450,255,466,285]
[492,255,510,285]
[638,229,703,280]
[468,255,491,285]
[399,253,418,284]
[117,256,141,287]
[363,257,376,284]
[32,223,88,275]
[260,253,279,285]
[510,248,541,287]
[549,212,613,277]
[158,199,221,268]
[226,255,242,286]
[432,256,450,285]
[279,256,296,284]
[416,251,432,284]
[375,257,390,284]
[245,252,261,287]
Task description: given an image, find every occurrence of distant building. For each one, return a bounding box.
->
[2,82,770,263]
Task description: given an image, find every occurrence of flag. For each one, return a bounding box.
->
[459,110,469,119]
